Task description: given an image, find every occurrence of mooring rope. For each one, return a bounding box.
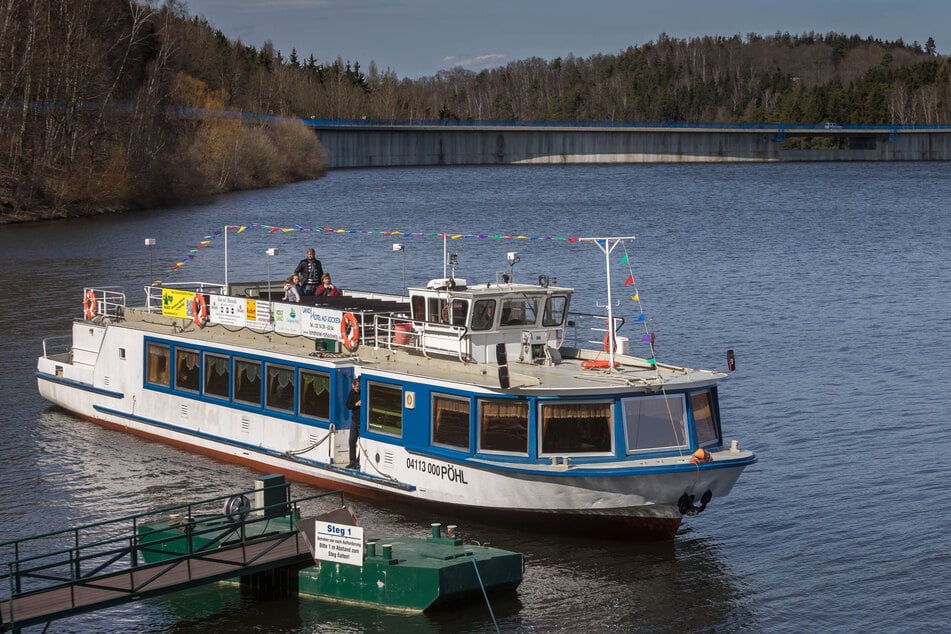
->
[470,556,500,633]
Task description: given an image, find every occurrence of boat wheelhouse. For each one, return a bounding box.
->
[36,236,755,540]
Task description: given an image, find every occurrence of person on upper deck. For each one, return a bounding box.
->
[314,273,342,297]
[282,276,301,303]
[293,248,323,295]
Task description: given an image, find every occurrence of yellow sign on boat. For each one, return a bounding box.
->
[161,288,195,318]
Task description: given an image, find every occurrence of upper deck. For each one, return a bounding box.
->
[76,276,724,396]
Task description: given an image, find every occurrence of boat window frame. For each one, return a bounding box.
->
[542,294,570,327]
[432,393,471,451]
[366,381,403,437]
[298,368,332,421]
[691,389,721,447]
[537,399,614,456]
[499,297,538,327]
[233,356,263,407]
[477,397,529,456]
[202,352,231,400]
[470,299,497,331]
[264,361,295,413]
[174,347,201,393]
[145,341,170,388]
[620,393,689,454]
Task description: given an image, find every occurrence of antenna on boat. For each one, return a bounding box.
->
[442,232,448,279]
[577,236,637,372]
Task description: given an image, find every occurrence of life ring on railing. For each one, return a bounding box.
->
[83,289,97,319]
[340,312,360,351]
[193,293,208,327]
[581,359,620,370]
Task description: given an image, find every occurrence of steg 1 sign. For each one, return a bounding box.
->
[314,521,364,566]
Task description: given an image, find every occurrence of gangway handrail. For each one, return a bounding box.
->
[1,486,344,586]
[2,487,345,630]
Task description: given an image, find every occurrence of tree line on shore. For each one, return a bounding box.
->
[2,1,949,222]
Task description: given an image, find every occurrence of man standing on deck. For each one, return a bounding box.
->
[293,248,323,296]
[345,378,361,469]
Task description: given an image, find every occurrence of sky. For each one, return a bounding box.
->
[181,0,950,79]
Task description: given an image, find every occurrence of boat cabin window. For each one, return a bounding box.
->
[367,382,403,437]
[542,295,569,327]
[175,348,200,393]
[450,299,468,326]
[204,353,230,398]
[145,342,170,387]
[265,363,294,413]
[691,390,720,446]
[621,395,688,453]
[539,402,613,455]
[471,299,496,331]
[411,295,425,321]
[233,357,262,405]
[478,399,528,455]
[432,394,470,450]
[499,298,537,327]
[299,370,331,420]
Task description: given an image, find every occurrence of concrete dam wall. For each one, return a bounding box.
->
[311,124,951,169]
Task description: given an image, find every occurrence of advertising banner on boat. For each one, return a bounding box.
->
[210,295,246,327]
[273,303,302,335]
[301,306,344,341]
[161,288,196,319]
[246,299,271,328]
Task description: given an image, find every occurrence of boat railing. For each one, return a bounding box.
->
[84,286,126,321]
[41,335,73,360]
[566,312,629,353]
[373,314,470,362]
[143,282,227,313]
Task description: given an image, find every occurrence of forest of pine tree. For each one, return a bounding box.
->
[2,1,949,222]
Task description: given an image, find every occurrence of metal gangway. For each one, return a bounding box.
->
[1,478,342,632]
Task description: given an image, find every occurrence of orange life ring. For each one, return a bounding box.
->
[581,359,620,370]
[83,289,97,319]
[340,312,360,351]
[193,293,208,327]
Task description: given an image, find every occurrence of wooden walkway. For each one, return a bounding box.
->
[1,531,310,631]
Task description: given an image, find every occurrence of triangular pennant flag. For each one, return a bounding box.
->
[641,334,651,342]
[630,293,639,301]
[624,275,634,285]
[618,254,629,264]
[636,313,646,322]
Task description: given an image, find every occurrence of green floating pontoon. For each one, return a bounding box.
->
[135,476,523,614]
[298,511,524,611]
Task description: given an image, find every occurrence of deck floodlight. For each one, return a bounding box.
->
[145,238,157,283]
[266,248,279,256]
[394,244,406,291]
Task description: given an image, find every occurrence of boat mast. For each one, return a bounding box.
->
[224,225,229,291]
[578,236,636,372]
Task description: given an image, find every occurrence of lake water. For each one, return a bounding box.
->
[1,162,949,632]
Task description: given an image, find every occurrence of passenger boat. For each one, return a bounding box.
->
[36,234,756,540]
